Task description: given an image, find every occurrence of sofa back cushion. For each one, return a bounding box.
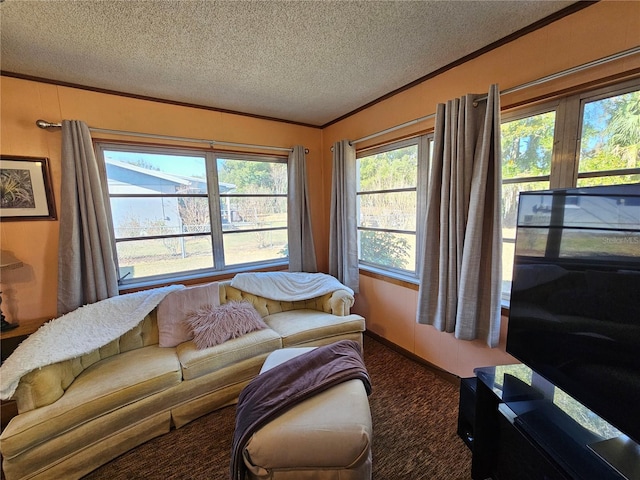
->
[219,281,336,317]
[119,310,159,352]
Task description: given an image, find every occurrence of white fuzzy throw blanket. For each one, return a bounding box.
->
[230,272,353,301]
[0,284,184,400]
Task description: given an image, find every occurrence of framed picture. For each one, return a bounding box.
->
[0,156,57,221]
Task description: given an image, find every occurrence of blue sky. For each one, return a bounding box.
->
[104,150,206,178]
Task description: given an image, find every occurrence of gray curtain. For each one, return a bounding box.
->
[329,140,359,292]
[58,120,119,315]
[287,145,317,272]
[416,85,502,347]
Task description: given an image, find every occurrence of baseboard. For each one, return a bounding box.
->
[364,331,460,386]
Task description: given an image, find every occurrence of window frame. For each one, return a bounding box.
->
[95,142,289,289]
[574,81,640,186]
[355,135,431,283]
[499,103,558,303]
[499,77,640,304]
[215,151,289,269]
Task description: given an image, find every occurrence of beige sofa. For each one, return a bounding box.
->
[0,279,365,480]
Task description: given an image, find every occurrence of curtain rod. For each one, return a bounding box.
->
[351,46,640,146]
[35,121,302,154]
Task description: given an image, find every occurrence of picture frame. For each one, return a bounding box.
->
[0,155,57,221]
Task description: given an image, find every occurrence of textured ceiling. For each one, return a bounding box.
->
[1,0,579,127]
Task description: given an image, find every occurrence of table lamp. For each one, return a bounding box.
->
[1,250,24,332]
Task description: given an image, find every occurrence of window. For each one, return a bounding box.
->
[500,108,555,300]
[356,136,431,279]
[96,144,288,286]
[576,88,640,187]
[500,79,640,302]
[217,154,288,266]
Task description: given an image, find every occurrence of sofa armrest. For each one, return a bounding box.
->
[13,360,78,413]
[326,289,355,316]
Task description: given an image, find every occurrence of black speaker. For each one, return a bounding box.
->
[457,376,477,449]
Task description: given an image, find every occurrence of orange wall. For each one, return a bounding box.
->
[323,0,640,377]
[1,0,639,377]
[0,78,324,323]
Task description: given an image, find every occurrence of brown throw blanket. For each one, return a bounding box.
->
[230,339,372,480]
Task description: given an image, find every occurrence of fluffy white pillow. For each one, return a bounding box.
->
[185,301,268,349]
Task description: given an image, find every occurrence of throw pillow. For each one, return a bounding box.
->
[185,301,268,349]
[157,282,220,347]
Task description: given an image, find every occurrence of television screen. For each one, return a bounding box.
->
[506,183,640,446]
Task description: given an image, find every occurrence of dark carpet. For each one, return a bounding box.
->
[84,335,472,479]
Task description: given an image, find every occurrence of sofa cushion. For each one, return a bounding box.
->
[157,282,220,347]
[0,345,181,458]
[176,328,282,381]
[263,310,365,347]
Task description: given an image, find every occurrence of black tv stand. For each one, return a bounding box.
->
[463,365,640,480]
[590,436,640,480]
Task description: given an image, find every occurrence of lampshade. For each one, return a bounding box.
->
[0,251,24,271]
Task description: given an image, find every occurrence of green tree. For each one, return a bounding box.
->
[359,147,417,229]
[357,146,417,269]
[360,231,410,270]
[606,91,640,168]
[501,112,555,179]
[579,91,640,184]
[217,159,276,193]
[500,112,555,227]
[358,147,417,191]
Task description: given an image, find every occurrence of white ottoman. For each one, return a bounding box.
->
[241,348,373,480]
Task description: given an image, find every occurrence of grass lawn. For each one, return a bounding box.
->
[118,219,287,278]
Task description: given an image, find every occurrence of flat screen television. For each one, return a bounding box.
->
[506,183,640,447]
